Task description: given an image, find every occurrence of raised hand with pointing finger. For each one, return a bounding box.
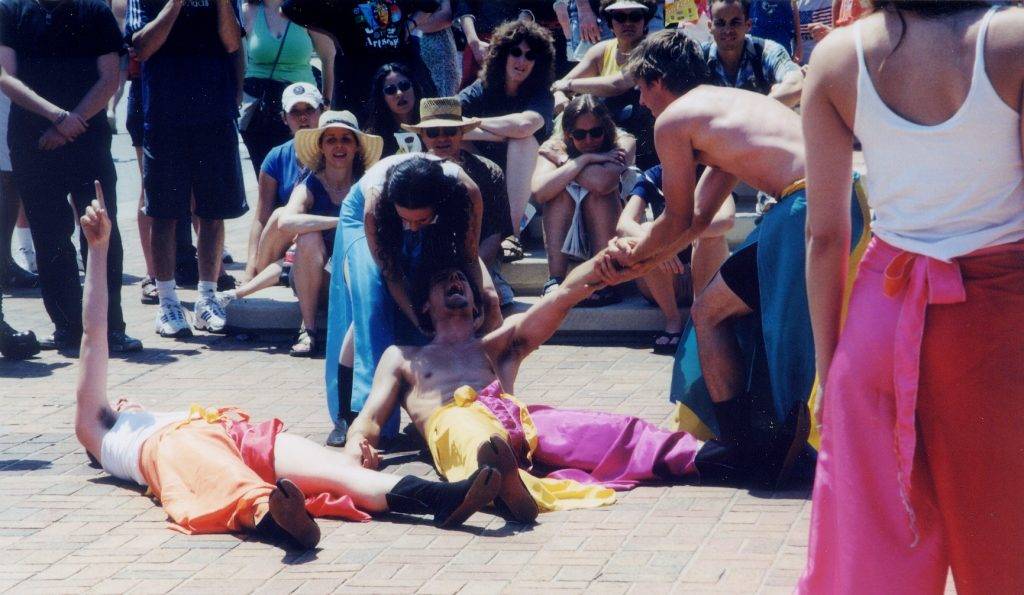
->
[80,181,111,248]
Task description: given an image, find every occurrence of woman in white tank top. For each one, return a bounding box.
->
[798,2,1024,593]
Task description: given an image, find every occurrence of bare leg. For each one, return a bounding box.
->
[273,433,397,512]
[233,260,284,299]
[253,209,293,274]
[505,136,539,236]
[581,190,621,259]
[637,269,684,334]
[691,235,729,296]
[541,191,574,280]
[340,323,355,367]
[196,217,224,284]
[292,232,326,331]
[134,147,155,278]
[691,273,753,403]
[150,218,177,282]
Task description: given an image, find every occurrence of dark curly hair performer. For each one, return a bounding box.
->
[322,154,502,450]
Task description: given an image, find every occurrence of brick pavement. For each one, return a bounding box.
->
[0,119,818,594]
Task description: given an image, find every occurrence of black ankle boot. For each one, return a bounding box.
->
[694,439,749,487]
[326,365,355,447]
[712,398,750,448]
[386,467,501,528]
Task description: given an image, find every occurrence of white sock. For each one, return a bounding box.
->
[13,226,33,250]
[220,289,238,301]
[197,280,217,299]
[156,279,179,306]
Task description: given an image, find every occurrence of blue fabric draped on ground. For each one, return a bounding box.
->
[670,177,870,442]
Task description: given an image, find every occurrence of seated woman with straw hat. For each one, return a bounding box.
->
[219,111,383,357]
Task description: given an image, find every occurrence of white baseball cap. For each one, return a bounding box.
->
[282,82,324,113]
[603,0,650,11]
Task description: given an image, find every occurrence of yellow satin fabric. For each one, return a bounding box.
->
[425,386,616,512]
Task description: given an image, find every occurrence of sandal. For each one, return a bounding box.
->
[501,236,524,263]
[576,286,621,308]
[290,328,316,358]
[541,277,561,297]
[140,276,158,305]
[652,331,682,355]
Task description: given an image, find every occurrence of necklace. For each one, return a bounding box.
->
[36,0,63,25]
[320,174,350,194]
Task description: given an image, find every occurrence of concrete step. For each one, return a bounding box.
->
[223,285,681,339]
[504,212,755,296]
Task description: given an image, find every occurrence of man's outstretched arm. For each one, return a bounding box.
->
[76,183,117,460]
[344,346,407,468]
[488,250,633,361]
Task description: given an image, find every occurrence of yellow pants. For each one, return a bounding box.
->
[425,387,615,512]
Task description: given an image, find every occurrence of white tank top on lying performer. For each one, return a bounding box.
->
[100,410,186,486]
[853,8,1024,261]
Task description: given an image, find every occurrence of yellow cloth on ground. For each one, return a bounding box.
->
[425,386,616,512]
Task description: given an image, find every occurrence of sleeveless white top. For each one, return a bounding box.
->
[853,8,1024,261]
[100,410,185,486]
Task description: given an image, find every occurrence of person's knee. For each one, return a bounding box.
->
[691,278,734,330]
[294,232,325,260]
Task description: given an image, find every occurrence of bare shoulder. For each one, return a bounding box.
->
[804,22,859,95]
[987,7,1024,76]
[382,344,417,376]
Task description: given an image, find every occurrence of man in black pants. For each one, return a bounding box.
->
[0,0,142,352]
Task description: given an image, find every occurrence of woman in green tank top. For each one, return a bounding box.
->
[241,0,336,175]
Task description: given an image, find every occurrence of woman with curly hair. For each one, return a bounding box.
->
[458,19,556,260]
[531,94,634,307]
[323,154,501,448]
[364,63,424,157]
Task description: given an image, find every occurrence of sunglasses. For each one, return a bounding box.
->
[424,126,461,139]
[610,11,646,23]
[571,126,606,141]
[508,47,538,61]
[383,80,412,95]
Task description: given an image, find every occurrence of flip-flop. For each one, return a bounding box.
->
[652,331,682,355]
[438,466,502,528]
[476,435,538,524]
[268,478,321,550]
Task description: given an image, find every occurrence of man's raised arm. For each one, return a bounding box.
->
[129,0,184,61]
[344,346,407,467]
[489,250,633,361]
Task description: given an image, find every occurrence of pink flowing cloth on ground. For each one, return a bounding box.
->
[224,416,371,522]
[476,381,703,490]
[799,238,1024,594]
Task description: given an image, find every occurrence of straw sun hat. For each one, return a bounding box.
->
[294,111,384,170]
[400,97,480,133]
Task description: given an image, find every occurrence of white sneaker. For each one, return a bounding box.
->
[155,302,192,338]
[14,245,36,274]
[193,295,227,333]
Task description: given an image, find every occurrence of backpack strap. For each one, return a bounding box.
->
[748,36,771,95]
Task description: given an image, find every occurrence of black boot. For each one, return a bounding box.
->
[712,398,750,448]
[749,402,811,491]
[326,365,355,447]
[385,467,501,528]
[694,440,749,487]
[0,320,40,360]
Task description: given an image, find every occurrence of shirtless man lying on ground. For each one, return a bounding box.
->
[74,186,502,550]
[342,250,738,523]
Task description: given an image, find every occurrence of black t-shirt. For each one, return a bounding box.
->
[125,0,241,127]
[282,0,436,111]
[458,80,554,143]
[0,0,124,144]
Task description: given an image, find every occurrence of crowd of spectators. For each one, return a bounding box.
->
[0,0,836,362]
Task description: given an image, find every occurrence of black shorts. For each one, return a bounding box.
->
[143,120,248,220]
[126,80,143,148]
[718,241,760,311]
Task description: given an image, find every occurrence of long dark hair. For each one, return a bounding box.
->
[871,1,991,55]
[480,20,555,98]
[373,156,473,279]
[365,63,422,146]
[562,95,618,158]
